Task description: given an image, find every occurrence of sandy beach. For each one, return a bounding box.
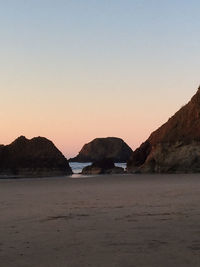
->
[1,174,200,267]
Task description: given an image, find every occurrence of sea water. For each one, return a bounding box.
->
[69,162,127,174]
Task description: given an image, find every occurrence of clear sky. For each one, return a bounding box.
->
[0,0,200,158]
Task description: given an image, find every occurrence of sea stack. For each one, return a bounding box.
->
[127,86,200,173]
[82,158,125,175]
[0,136,72,177]
[69,137,133,163]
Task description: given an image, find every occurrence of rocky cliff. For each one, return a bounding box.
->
[127,86,200,173]
[0,136,72,177]
[70,137,133,163]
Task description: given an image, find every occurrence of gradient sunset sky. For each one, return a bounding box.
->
[1,0,200,158]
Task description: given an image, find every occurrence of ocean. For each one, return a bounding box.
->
[69,162,127,174]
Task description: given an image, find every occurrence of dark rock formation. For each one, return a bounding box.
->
[82,158,125,175]
[127,86,200,173]
[0,136,72,177]
[70,137,133,163]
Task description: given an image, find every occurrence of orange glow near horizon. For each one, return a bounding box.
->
[0,85,197,159]
[1,76,198,158]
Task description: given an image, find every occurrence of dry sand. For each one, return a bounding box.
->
[0,174,200,267]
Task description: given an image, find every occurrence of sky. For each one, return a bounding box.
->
[0,0,200,158]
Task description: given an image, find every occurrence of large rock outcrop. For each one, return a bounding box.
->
[0,136,72,177]
[127,86,200,173]
[82,158,125,175]
[69,137,133,163]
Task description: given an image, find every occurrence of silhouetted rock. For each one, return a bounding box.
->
[82,165,124,175]
[82,158,125,175]
[82,158,114,175]
[0,136,72,177]
[82,159,124,175]
[127,86,200,173]
[70,137,133,163]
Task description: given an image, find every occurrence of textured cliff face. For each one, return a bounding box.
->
[127,87,200,173]
[0,136,72,177]
[70,137,133,163]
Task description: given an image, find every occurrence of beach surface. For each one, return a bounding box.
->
[0,174,200,267]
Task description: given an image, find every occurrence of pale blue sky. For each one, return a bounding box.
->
[0,0,199,157]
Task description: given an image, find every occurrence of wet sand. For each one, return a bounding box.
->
[0,174,200,267]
